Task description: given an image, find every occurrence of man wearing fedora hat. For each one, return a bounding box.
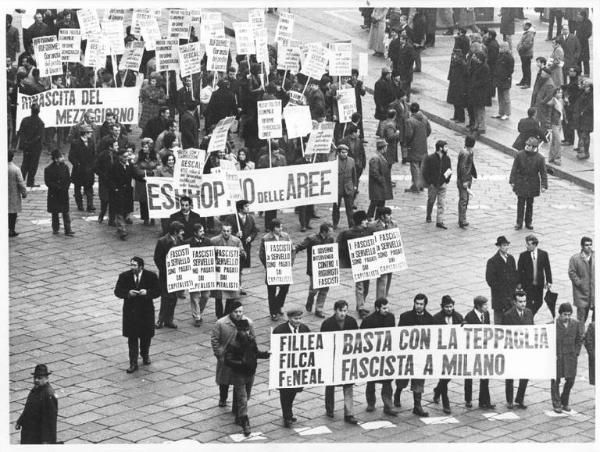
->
[367,139,393,219]
[486,236,519,325]
[16,364,58,444]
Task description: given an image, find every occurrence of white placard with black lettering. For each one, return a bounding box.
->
[248,9,265,31]
[77,9,101,39]
[178,42,202,77]
[207,37,230,73]
[131,9,154,37]
[168,9,192,40]
[337,88,357,124]
[140,18,162,52]
[191,247,216,291]
[215,247,240,290]
[58,29,81,63]
[207,116,236,154]
[233,22,256,55]
[100,20,125,55]
[347,236,380,282]
[301,45,329,81]
[82,35,105,69]
[277,45,301,73]
[166,245,195,293]
[374,228,408,274]
[174,148,207,191]
[312,244,340,289]
[254,27,269,64]
[32,36,63,77]
[200,12,223,44]
[275,12,295,44]
[155,39,180,72]
[305,121,335,154]
[257,99,282,140]
[265,241,294,285]
[118,41,145,72]
[328,41,352,76]
[107,9,125,22]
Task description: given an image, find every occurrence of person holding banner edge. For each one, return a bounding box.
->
[186,224,213,327]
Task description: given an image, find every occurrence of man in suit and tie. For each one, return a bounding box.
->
[114,257,161,373]
[176,75,200,119]
[169,196,203,241]
[273,309,310,427]
[486,235,519,325]
[463,296,496,409]
[518,234,553,317]
[229,200,259,295]
[502,288,534,409]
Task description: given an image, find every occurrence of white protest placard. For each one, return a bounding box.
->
[166,245,195,293]
[178,42,202,77]
[283,105,312,139]
[118,41,145,72]
[277,45,301,73]
[328,41,352,77]
[374,228,408,274]
[275,12,295,44]
[347,236,380,282]
[155,39,180,72]
[101,20,125,55]
[140,18,162,52]
[168,9,192,40]
[174,148,207,191]
[312,244,340,289]
[207,37,230,73]
[190,9,202,26]
[232,22,255,55]
[131,9,154,37]
[82,35,105,69]
[257,100,282,140]
[305,121,335,154]
[191,247,216,291]
[287,90,306,106]
[301,45,329,81]
[215,247,240,290]
[107,9,126,22]
[225,172,242,203]
[146,175,236,219]
[254,27,269,63]
[32,36,63,78]
[337,88,357,123]
[58,29,81,63]
[207,116,236,154]
[265,241,294,285]
[77,9,101,39]
[17,87,141,128]
[200,12,223,44]
[248,9,265,30]
[358,52,368,80]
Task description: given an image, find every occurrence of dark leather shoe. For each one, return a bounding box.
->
[443,406,451,415]
[218,399,227,407]
[436,223,447,229]
[326,411,334,418]
[142,356,151,365]
[412,407,429,417]
[514,225,522,230]
[525,224,533,230]
[125,218,133,225]
[344,416,358,424]
[479,403,495,409]
[165,322,178,329]
[506,402,514,409]
[291,417,297,422]
[459,222,469,228]
[515,402,527,409]
[284,419,293,428]
[239,290,247,296]
[393,391,401,408]
[126,363,138,373]
[383,408,398,416]
[155,321,163,329]
[65,230,75,236]
[315,311,325,318]
[425,216,432,223]
[553,406,562,413]
[465,401,473,408]
[366,405,375,412]
[86,206,96,212]
[562,405,571,412]
[9,230,19,237]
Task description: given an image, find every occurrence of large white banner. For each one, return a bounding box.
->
[265,241,294,285]
[312,243,340,289]
[58,29,81,63]
[328,41,352,77]
[155,39,180,72]
[178,42,202,77]
[32,36,62,78]
[257,99,282,140]
[16,87,141,128]
[283,105,312,139]
[270,325,557,388]
[166,245,195,293]
[232,22,256,55]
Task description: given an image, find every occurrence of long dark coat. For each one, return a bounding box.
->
[224,334,270,385]
[486,252,519,312]
[211,315,255,385]
[555,318,583,379]
[114,269,161,338]
[44,162,70,214]
[108,161,140,215]
[374,77,395,120]
[404,112,431,162]
[494,52,514,90]
[17,383,58,444]
[447,57,467,106]
[368,153,393,201]
[467,62,492,107]
[571,91,594,132]
[69,138,96,186]
[512,118,547,150]
[509,149,548,198]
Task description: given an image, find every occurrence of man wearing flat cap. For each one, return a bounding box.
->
[16,364,58,444]
[333,144,357,230]
[273,309,310,427]
[367,139,393,219]
[509,136,548,230]
[486,236,519,325]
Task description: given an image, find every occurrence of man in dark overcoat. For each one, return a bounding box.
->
[16,364,58,444]
[422,140,452,229]
[373,68,395,121]
[486,235,519,325]
[18,102,45,187]
[229,199,259,293]
[404,102,431,192]
[108,148,143,239]
[467,52,491,134]
[509,136,548,230]
[114,257,161,373]
[68,124,96,212]
[44,150,73,236]
[367,139,393,219]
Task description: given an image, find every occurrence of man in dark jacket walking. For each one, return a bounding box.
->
[422,140,451,229]
[509,137,548,230]
[114,257,161,373]
[486,235,519,325]
[456,135,477,228]
[44,150,73,236]
[68,124,96,212]
[18,103,45,187]
[205,78,237,133]
[108,148,144,240]
[572,80,593,160]
[374,68,395,121]
[361,297,398,416]
[180,103,199,149]
[16,364,58,444]
[404,102,431,192]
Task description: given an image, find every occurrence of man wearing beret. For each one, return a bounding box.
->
[367,139,393,219]
[16,364,58,444]
[509,136,548,230]
[486,236,519,325]
[273,309,310,427]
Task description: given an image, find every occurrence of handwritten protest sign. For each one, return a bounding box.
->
[337,88,357,123]
[155,39,180,72]
[312,244,340,289]
[257,100,282,140]
[207,116,236,154]
[374,228,408,274]
[214,247,240,290]
[254,27,269,64]
[286,91,306,106]
[328,41,352,76]
[248,9,265,30]
[232,22,255,55]
[174,148,206,190]
[301,45,329,80]
[207,37,230,73]
[100,20,125,55]
[58,29,81,63]
[140,18,161,52]
[131,9,154,37]
[191,247,216,291]
[82,35,104,68]
[270,324,557,388]
[17,87,140,128]
[305,121,335,154]
[107,9,125,22]
[178,42,202,77]
[166,245,195,293]
[265,241,294,285]
[77,9,101,38]
[283,105,312,139]
[347,235,380,282]
[275,12,295,44]
[118,41,145,72]
[32,36,62,77]
[200,12,224,44]
[277,45,301,73]
[168,9,192,40]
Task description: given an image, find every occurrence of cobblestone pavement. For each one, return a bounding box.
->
[7,6,596,447]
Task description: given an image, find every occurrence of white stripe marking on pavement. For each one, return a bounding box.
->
[359,420,396,430]
[419,416,459,424]
[230,432,267,442]
[482,412,520,421]
[295,426,332,435]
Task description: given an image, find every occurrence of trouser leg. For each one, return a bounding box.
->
[381,380,393,410]
[577,305,590,323]
[550,378,561,407]
[190,291,201,320]
[325,386,335,414]
[279,389,296,420]
[521,55,532,85]
[234,383,248,418]
[439,379,450,408]
[505,379,514,403]
[52,213,60,232]
[366,381,376,407]
[464,379,472,403]
[332,199,341,228]
[524,197,534,227]
[355,281,367,311]
[426,185,436,219]
[458,184,469,224]
[74,184,84,209]
[276,285,290,312]
[116,213,127,237]
[140,337,151,358]
[63,212,72,232]
[409,160,422,189]
[127,336,139,364]
[561,377,574,406]
[8,213,17,233]
[436,185,446,224]
[516,197,525,226]
[515,379,528,404]
[267,285,277,315]
[219,384,229,403]
[480,379,490,405]
[343,194,354,228]
[315,287,329,313]
[342,384,354,417]
[215,298,224,319]
[376,273,391,299]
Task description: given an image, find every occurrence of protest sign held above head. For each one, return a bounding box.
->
[300,45,330,81]
[254,27,269,64]
[82,35,105,69]
[200,12,224,44]
[178,42,202,77]
[119,41,145,72]
[173,148,207,191]
[248,8,265,31]
[283,105,312,139]
[77,9,101,39]
[131,9,154,37]
[265,241,294,286]
[58,29,81,63]
[337,88,357,124]
[32,36,62,78]
[312,244,340,289]
[328,41,352,77]
[155,39,180,73]
[277,45,301,73]
[207,37,230,73]
[166,245,195,293]
[100,20,125,55]
[140,18,162,52]
[275,12,295,45]
[233,22,256,56]
[106,9,125,22]
[257,99,282,140]
[207,116,236,154]
[305,121,335,154]
[373,228,408,274]
[286,90,306,106]
[168,9,192,40]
